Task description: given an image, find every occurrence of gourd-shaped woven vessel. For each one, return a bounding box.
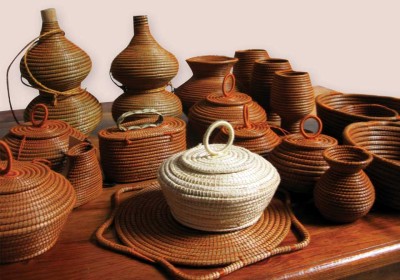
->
[2,104,86,172]
[214,104,281,157]
[268,116,338,193]
[314,145,375,223]
[188,74,267,145]
[159,120,280,232]
[19,8,102,135]
[99,109,186,183]
[175,55,238,113]
[110,15,181,121]
[0,141,76,263]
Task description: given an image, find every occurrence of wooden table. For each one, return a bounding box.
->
[1,104,400,280]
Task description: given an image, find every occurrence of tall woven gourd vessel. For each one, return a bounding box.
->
[175,55,238,113]
[110,15,182,121]
[0,141,76,263]
[20,8,102,135]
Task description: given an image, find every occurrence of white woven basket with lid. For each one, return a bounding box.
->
[158,120,280,232]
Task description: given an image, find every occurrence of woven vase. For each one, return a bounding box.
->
[271,71,315,133]
[233,49,270,93]
[18,8,102,135]
[314,145,375,223]
[66,142,103,208]
[214,104,281,158]
[158,120,280,232]
[268,115,338,194]
[188,74,267,145]
[175,55,238,113]
[99,109,186,183]
[2,104,86,173]
[0,141,76,264]
[250,58,292,125]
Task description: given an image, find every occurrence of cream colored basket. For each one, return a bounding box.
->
[158,120,281,232]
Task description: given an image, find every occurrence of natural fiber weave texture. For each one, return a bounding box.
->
[316,91,400,140]
[343,121,400,210]
[175,55,238,113]
[0,141,76,264]
[159,120,280,232]
[314,145,375,223]
[95,182,310,280]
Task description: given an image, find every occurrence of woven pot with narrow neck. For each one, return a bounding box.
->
[214,104,281,158]
[175,55,238,113]
[0,141,76,264]
[2,104,86,173]
[188,74,266,145]
[343,121,400,210]
[98,109,186,183]
[268,115,338,194]
[271,70,315,133]
[158,120,280,232]
[233,49,270,93]
[250,58,292,125]
[314,145,375,223]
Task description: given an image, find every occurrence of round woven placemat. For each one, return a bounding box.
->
[96,182,310,279]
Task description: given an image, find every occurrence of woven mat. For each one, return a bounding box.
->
[96,182,310,279]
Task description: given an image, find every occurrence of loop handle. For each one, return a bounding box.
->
[299,115,323,139]
[117,109,164,132]
[203,120,234,156]
[30,104,49,127]
[167,82,175,93]
[0,141,13,175]
[222,73,236,97]
[243,104,252,128]
[109,72,126,91]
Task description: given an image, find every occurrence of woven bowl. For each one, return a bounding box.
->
[158,120,280,232]
[343,121,400,210]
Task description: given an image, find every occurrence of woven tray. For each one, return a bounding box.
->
[96,182,310,280]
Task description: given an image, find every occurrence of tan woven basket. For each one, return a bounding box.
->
[0,141,76,264]
[343,121,400,210]
[159,120,280,232]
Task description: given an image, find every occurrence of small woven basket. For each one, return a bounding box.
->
[99,109,186,183]
[0,141,76,264]
[158,120,280,232]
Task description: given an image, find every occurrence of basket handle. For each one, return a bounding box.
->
[117,109,164,132]
[299,115,323,139]
[222,73,235,97]
[0,141,13,176]
[243,104,252,128]
[203,120,234,156]
[109,72,127,91]
[30,104,49,128]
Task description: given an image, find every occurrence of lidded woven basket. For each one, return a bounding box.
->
[99,109,186,183]
[158,120,280,232]
[2,104,86,172]
[268,115,338,193]
[0,141,76,263]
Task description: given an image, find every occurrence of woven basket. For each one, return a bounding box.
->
[175,55,238,113]
[343,121,400,210]
[233,49,270,93]
[188,74,267,145]
[316,91,400,140]
[214,104,281,158]
[159,120,280,232]
[250,58,292,125]
[268,115,338,194]
[0,141,76,264]
[99,109,186,183]
[66,142,103,208]
[2,104,86,172]
[314,145,375,223]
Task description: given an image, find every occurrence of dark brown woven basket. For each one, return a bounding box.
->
[343,121,400,210]
[98,109,186,183]
[314,145,375,223]
[268,115,338,193]
[3,104,87,172]
[316,91,400,140]
[0,140,76,264]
